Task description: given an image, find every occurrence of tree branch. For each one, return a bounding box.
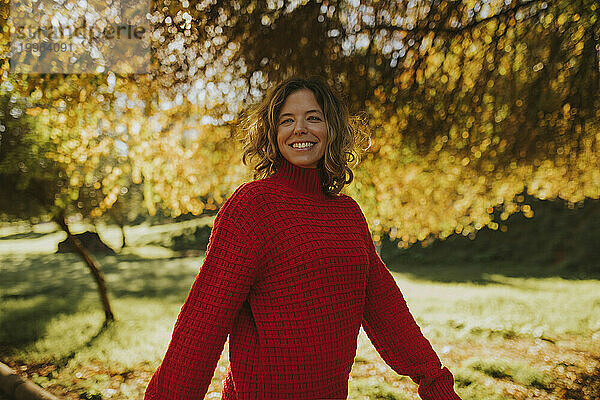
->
[366,0,542,35]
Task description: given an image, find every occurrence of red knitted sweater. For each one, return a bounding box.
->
[144,157,461,400]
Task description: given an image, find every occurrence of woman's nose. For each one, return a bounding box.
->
[294,119,307,133]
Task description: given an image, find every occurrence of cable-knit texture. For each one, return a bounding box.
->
[144,157,462,400]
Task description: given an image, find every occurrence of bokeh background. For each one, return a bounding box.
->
[1,0,599,399]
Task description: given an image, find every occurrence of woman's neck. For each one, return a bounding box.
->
[271,157,327,199]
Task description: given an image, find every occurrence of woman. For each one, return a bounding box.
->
[144,76,462,400]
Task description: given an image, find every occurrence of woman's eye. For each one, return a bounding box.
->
[280,116,321,124]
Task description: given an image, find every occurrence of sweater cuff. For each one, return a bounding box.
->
[418,367,462,400]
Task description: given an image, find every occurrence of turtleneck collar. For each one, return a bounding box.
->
[271,157,328,199]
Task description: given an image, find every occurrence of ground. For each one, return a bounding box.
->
[1,220,598,400]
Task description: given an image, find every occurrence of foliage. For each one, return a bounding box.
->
[381,191,600,273]
[0,93,65,221]
[1,0,599,243]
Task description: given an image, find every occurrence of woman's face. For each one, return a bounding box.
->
[276,88,327,169]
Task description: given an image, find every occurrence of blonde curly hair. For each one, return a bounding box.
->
[234,75,371,197]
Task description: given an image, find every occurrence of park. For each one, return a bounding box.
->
[1,0,599,399]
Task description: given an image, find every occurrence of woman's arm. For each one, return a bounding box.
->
[144,188,260,400]
[353,201,461,400]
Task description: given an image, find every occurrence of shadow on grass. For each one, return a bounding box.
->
[0,231,50,241]
[54,319,115,369]
[381,255,600,285]
[97,253,201,299]
[0,253,88,354]
[0,295,82,355]
[0,250,201,355]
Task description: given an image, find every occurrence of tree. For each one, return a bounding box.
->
[0,91,118,323]
[133,0,599,244]
[1,0,598,248]
[103,182,146,248]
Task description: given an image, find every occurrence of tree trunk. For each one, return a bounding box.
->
[120,224,127,248]
[54,212,115,323]
[0,361,61,400]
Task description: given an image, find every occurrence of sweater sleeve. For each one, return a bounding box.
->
[354,203,461,400]
[144,189,259,400]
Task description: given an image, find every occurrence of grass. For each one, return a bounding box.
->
[463,358,551,388]
[1,220,599,399]
[348,377,408,399]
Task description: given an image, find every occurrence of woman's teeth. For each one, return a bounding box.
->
[291,142,315,149]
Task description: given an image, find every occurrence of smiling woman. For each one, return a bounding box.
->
[276,88,328,169]
[236,75,371,197]
[143,76,463,400]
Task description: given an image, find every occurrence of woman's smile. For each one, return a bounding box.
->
[289,141,317,151]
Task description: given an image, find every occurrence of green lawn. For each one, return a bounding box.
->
[1,221,599,400]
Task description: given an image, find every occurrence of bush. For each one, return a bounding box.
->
[170,225,212,251]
